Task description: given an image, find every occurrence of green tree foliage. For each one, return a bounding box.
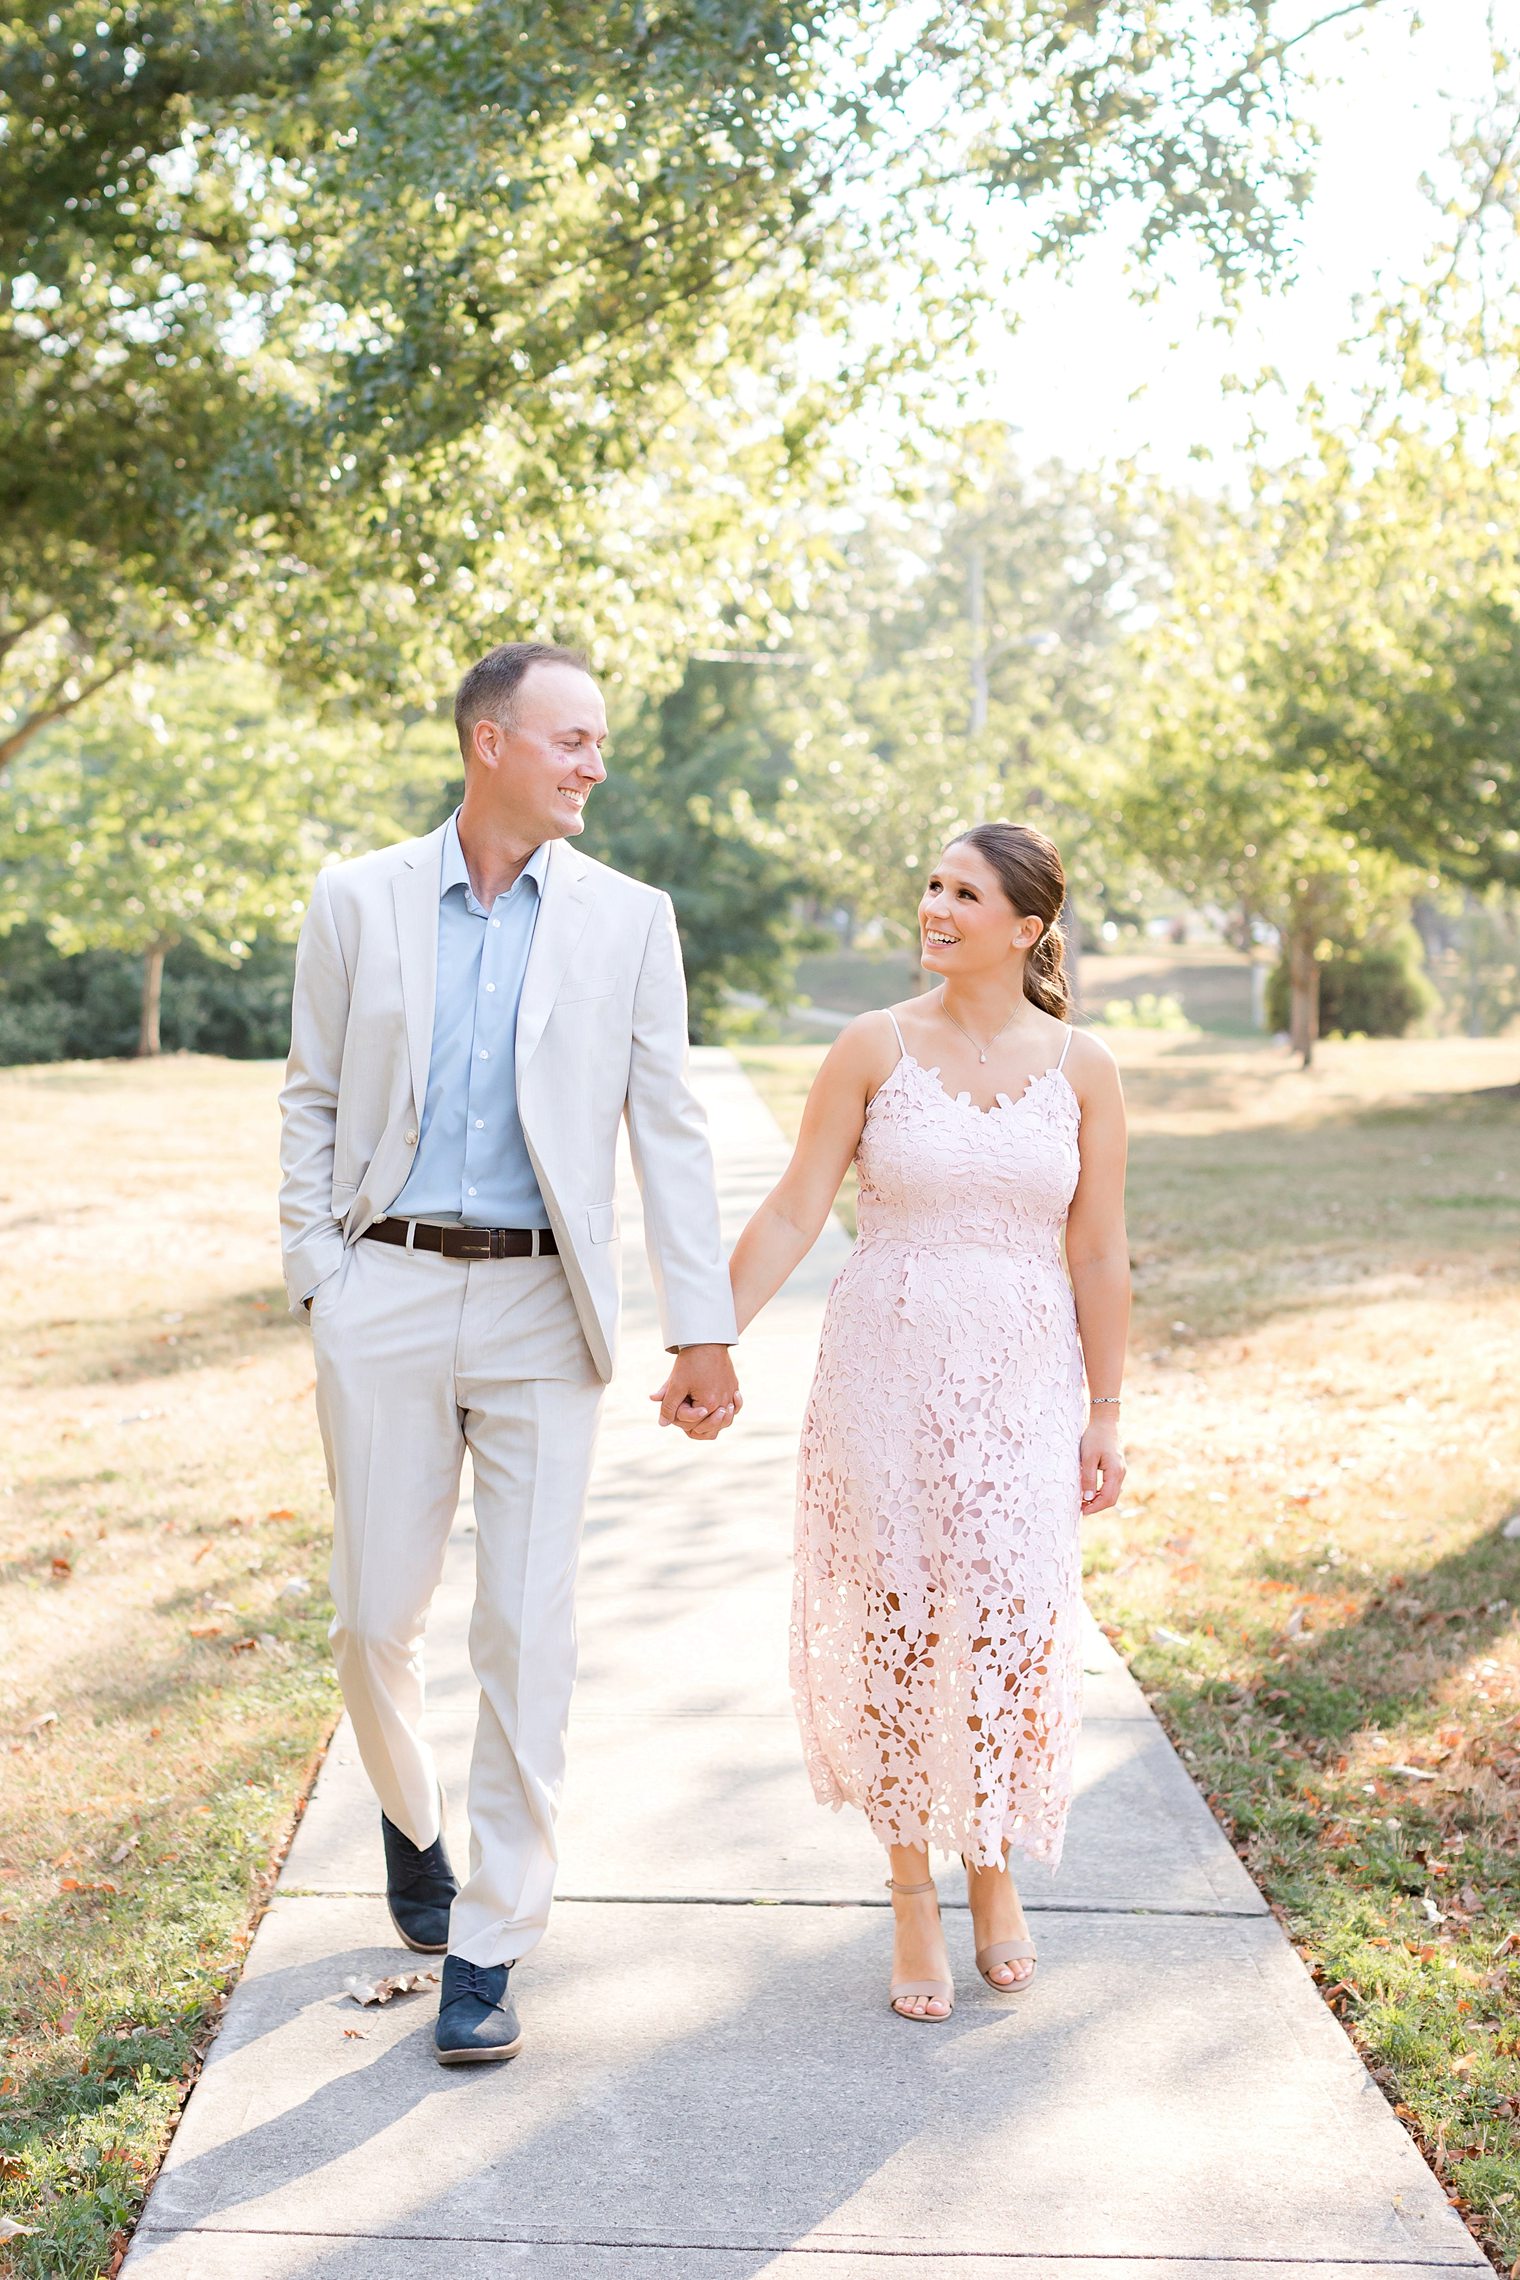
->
[1121,422,1520,1060]
[0,923,298,1063]
[776,442,1144,954]
[0,661,399,1051]
[2,0,1387,767]
[585,442,1146,1024]
[584,657,824,1039]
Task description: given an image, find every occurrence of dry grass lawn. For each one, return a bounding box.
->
[741,1031,1520,2270]
[0,1058,336,2279]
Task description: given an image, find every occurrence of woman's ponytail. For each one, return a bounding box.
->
[951,822,1072,1023]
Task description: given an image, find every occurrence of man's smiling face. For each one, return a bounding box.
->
[470,660,609,841]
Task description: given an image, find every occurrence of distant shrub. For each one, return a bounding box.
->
[1266,932,1435,1039]
[0,926,296,1063]
[1093,991,1196,1032]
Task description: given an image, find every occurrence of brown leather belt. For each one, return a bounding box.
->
[362,1219,557,1261]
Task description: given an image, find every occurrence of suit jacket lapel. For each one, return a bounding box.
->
[516,838,596,1076]
[393,825,447,1121]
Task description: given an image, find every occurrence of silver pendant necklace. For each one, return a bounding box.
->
[936,988,1024,1065]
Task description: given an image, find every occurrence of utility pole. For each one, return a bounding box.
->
[967,537,989,737]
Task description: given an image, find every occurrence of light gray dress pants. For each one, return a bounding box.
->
[310,1236,604,1966]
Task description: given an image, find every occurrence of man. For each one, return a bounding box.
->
[279,641,740,2065]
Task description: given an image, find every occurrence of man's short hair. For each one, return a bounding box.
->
[453,642,591,762]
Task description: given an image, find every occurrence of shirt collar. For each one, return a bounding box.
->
[440,813,550,912]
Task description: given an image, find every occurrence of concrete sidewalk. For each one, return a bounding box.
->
[124,1053,1485,2279]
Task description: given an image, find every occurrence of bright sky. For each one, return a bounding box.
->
[973,1,1502,482]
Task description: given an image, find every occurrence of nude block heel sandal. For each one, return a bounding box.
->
[962,1855,1038,1993]
[885,1876,954,2021]
[974,1936,1038,1993]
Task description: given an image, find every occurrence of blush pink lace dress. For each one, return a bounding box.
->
[791,1010,1085,1870]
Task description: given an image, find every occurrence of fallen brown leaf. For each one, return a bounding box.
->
[340,1970,438,2007]
[187,1623,223,1639]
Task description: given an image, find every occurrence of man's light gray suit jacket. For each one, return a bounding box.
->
[278,825,738,1379]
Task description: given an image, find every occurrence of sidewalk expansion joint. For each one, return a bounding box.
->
[273,1886,1268,1918]
[135,2228,1485,2267]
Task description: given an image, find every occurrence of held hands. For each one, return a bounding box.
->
[1080,1418,1126,1514]
[650,1344,742,1441]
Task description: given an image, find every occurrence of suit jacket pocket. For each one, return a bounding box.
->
[587,1200,619,1244]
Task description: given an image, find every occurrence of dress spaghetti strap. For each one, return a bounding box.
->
[883,1008,908,1063]
[1054,1023,1074,1073]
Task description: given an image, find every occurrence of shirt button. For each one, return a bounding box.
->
[467,1186,478,1197]
[491,919,501,929]
[479,1049,490,1060]
[474,1119,485,1130]
[485,982,496,992]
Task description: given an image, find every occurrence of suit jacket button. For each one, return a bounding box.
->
[405,1131,418,1146]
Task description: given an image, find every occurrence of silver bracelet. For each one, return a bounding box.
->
[1090,1394,1122,1405]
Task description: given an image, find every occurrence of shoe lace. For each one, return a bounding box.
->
[453,1959,503,2007]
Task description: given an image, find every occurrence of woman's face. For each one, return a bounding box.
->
[918,841,1040,978]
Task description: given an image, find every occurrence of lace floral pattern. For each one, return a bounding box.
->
[791,1052,1085,1869]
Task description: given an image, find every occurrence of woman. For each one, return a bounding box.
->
[727,822,1129,2020]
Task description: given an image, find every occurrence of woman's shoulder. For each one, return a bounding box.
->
[1058,1022,1121,1094]
[830,1005,910,1065]
[816,1006,915,1100]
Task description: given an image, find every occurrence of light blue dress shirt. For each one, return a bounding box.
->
[390,816,552,1229]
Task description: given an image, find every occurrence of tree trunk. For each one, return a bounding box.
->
[138,940,168,1058]
[1287,929,1320,1068]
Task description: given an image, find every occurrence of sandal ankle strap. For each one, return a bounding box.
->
[885,1876,937,1896]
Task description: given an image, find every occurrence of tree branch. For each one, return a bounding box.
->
[1201,0,1394,110]
[0,654,132,777]
[0,607,58,671]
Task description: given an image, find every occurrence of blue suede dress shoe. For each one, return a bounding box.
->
[435,1955,522,2066]
[380,1811,458,1954]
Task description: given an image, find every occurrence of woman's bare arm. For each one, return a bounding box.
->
[1064,1037,1131,1514]
[728,1015,893,1332]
